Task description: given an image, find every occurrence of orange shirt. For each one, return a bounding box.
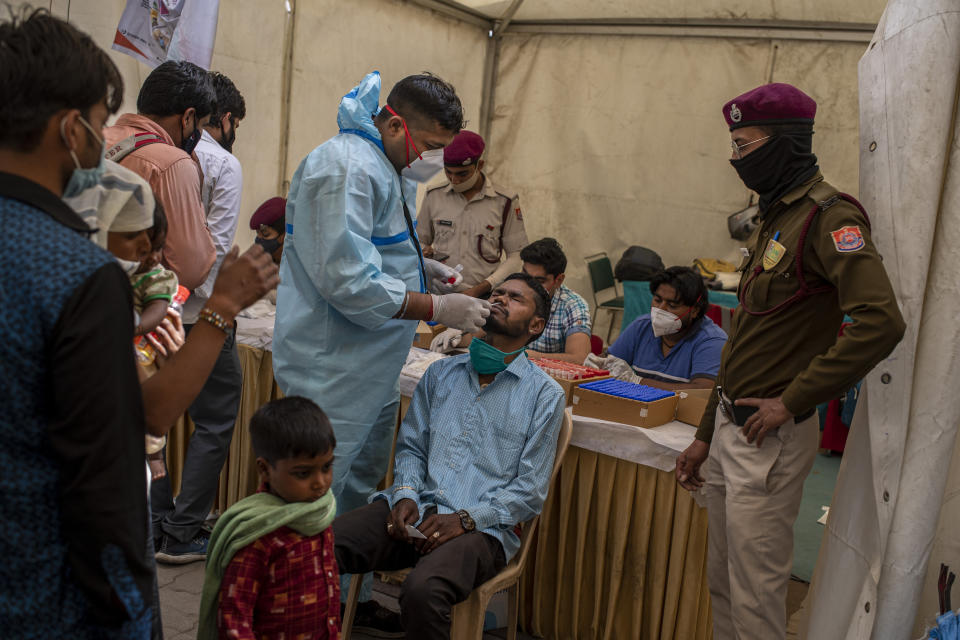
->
[104,114,215,290]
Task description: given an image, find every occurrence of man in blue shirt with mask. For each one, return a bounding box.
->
[0,8,153,637]
[333,272,566,639]
[598,266,727,390]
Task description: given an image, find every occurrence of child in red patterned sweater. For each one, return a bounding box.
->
[197,397,340,640]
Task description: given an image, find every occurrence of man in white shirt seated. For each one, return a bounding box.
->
[334,273,566,639]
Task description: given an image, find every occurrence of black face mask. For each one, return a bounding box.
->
[181,124,202,155]
[220,119,236,154]
[255,235,282,256]
[729,132,819,213]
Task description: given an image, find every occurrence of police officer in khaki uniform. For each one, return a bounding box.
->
[418,130,528,298]
[675,84,905,640]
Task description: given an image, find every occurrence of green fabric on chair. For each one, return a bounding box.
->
[600,297,624,309]
[621,281,654,331]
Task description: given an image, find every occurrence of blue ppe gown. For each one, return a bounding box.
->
[274,71,424,526]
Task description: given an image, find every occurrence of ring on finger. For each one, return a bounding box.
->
[432,531,440,539]
[386,523,394,530]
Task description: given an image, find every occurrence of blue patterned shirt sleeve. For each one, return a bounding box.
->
[387,363,433,511]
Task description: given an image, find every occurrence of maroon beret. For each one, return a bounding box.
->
[723,83,816,131]
[249,196,287,230]
[444,130,485,166]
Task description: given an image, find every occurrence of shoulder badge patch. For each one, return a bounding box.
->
[831,225,865,253]
[515,207,523,221]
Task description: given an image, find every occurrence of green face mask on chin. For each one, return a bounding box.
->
[469,337,526,375]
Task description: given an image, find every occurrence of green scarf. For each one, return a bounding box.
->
[196,490,337,640]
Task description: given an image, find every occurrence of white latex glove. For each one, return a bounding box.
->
[431,293,490,334]
[423,258,463,294]
[430,327,464,353]
[584,353,643,384]
[583,352,607,369]
[605,355,643,384]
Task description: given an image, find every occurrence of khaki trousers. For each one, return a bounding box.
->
[703,405,820,640]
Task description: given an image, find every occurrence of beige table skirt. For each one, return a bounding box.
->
[165,344,281,514]
[519,446,711,640]
[166,345,712,639]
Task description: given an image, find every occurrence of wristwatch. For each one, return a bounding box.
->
[456,509,476,532]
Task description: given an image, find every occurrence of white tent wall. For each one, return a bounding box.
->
[284,0,486,241]
[31,0,484,252]
[31,0,880,304]
[486,32,867,301]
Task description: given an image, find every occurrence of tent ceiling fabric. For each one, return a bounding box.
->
[447,0,886,25]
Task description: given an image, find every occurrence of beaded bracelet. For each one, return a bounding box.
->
[199,308,230,334]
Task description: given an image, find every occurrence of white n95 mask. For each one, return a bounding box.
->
[402,149,444,183]
[650,307,682,338]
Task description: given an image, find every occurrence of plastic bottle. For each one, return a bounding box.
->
[134,285,190,365]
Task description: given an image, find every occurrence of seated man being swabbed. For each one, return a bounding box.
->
[333,272,566,639]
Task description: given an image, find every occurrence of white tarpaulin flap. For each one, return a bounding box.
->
[112,0,219,69]
[802,2,960,638]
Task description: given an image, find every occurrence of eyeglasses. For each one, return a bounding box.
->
[731,135,772,159]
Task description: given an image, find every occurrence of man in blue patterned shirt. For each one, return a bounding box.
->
[334,273,565,639]
[0,8,153,638]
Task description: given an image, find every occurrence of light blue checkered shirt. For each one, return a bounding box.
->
[528,284,592,354]
[372,353,565,561]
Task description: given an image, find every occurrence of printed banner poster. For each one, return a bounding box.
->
[112,0,219,69]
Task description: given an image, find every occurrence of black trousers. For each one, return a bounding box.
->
[151,326,242,542]
[334,500,506,640]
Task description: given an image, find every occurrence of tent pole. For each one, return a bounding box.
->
[277,0,297,196]
[479,33,499,141]
[503,19,874,43]
[493,0,526,36]
[480,0,524,142]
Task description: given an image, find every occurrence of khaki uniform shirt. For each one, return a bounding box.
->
[696,172,905,443]
[417,174,528,289]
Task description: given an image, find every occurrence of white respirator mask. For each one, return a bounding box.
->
[650,307,683,338]
[402,148,444,183]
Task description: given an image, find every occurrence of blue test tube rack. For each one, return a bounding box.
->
[577,379,676,403]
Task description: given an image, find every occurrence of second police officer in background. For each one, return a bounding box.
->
[418,130,528,298]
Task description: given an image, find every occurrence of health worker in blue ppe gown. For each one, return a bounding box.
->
[273,71,491,610]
